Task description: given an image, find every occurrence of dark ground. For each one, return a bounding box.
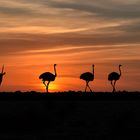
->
[0,91,140,140]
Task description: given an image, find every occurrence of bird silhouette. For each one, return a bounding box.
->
[39,64,57,93]
[0,65,6,86]
[108,64,122,92]
[80,64,94,92]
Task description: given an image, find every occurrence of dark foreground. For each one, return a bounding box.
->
[0,91,140,140]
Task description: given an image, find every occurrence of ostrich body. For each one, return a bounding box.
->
[80,64,94,92]
[39,64,57,93]
[0,65,6,86]
[108,65,122,92]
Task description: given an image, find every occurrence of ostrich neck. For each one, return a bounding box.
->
[119,66,121,76]
[54,66,57,77]
[92,66,94,75]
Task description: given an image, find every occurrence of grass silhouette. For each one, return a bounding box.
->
[0,91,139,100]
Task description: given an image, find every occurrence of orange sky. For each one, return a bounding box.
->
[0,0,140,92]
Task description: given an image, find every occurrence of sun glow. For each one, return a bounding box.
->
[37,83,58,92]
[48,83,58,92]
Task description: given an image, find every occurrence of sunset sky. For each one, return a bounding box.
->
[0,0,140,92]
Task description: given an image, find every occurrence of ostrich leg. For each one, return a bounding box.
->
[113,80,117,92]
[87,83,92,92]
[46,86,48,93]
[85,81,88,92]
[0,77,2,86]
[43,81,48,92]
[46,81,50,93]
[111,81,115,93]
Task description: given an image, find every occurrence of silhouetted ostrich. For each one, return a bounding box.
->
[39,64,57,93]
[108,64,122,92]
[0,65,6,86]
[80,64,94,92]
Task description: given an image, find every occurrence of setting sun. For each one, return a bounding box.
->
[48,83,58,92]
[36,83,58,92]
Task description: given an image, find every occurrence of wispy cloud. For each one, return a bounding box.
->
[48,0,140,19]
[0,31,140,56]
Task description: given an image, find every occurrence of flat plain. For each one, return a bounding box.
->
[0,91,139,140]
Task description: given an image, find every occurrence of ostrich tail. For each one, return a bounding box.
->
[80,74,84,79]
[1,65,4,73]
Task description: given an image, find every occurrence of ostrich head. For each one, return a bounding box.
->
[92,64,94,67]
[119,64,122,76]
[54,64,57,67]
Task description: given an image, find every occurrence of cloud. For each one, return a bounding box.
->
[0,0,55,18]
[0,6,34,16]
[48,0,140,19]
[0,32,140,56]
[0,0,140,35]
[0,0,140,58]
[1,0,140,20]
[101,21,140,33]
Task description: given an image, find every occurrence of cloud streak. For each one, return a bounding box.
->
[48,0,140,19]
[0,31,140,56]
